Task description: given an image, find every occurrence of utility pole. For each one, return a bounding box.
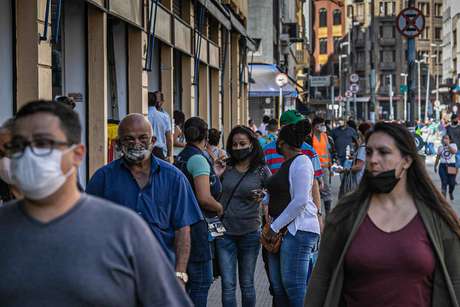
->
[407,0,416,124]
[401,73,408,121]
[388,74,394,120]
[415,57,426,121]
[431,43,442,120]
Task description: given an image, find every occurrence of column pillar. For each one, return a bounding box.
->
[182,55,193,119]
[223,32,232,141]
[128,27,148,115]
[87,5,107,175]
[16,0,53,107]
[199,64,208,119]
[231,33,240,126]
[161,44,174,117]
[210,68,220,129]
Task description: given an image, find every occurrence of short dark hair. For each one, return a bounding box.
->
[55,95,76,110]
[267,119,278,131]
[226,125,265,168]
[148,91,164,107]
[184,117,208,143]
[278,119,311,148]
[173,110,186,127]
[14,100,81,144]
[312,117,325,127]
[208,128,222,146]
[262,116,270,124]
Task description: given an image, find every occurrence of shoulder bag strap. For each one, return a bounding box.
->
[222,169,251,210]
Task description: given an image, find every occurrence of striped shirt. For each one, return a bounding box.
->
[263,141,323,178]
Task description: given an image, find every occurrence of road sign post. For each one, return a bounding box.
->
[397,4,425,124]
[275,73,288,125]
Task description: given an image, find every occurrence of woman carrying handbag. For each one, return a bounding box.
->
[261,120,320,307]
[435,134,458,200]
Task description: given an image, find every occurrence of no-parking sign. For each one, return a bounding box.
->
[396,7,425,38]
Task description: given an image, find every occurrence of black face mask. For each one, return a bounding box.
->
[232,147,253,161]
[453,121,459,126]
[367,169,400,194]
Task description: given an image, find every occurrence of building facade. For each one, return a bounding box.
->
[442,0,460,105]
[246,0,308,124]
[0,0,252,185]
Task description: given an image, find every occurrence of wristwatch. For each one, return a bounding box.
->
[176,272,189,283]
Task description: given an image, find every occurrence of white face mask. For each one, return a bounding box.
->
[0,157,13,185]
[11,146,75,200]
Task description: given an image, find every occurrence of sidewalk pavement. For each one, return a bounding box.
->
[207,156,458,306]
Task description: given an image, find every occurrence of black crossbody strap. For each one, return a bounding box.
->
[223,169,251,210]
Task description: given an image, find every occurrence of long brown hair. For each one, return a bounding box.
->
[332,122,460,237]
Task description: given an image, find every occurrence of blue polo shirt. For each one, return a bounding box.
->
[86,157,203,264]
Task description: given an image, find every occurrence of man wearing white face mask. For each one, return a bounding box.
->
[0,101,192,306]
[0,119,19,204]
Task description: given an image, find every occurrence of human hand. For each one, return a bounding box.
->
[214,159,227,177]
[251,189,266,202]
[216,204,224,217]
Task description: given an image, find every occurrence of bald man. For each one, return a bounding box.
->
[86,114,203,286]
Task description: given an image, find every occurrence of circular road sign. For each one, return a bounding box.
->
[275,73,288,87]
[434,100,441,107]
[350,74,359,83]
[336,95,343,102]
[350,84,360,94]
[396,7,425,38]
[345,90,353,98]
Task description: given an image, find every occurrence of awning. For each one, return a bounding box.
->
[229,10,246,36]
[249,64,298,98]
[197,0,231,30]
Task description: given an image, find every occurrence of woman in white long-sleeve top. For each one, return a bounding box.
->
[261,119,321,307]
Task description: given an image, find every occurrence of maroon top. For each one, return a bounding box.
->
[343,214,435,307]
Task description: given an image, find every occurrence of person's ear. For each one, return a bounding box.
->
[71,144,85,167]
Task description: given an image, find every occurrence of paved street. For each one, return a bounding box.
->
[208,154,460,307]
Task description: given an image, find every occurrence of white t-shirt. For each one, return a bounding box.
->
[147,107,172,156]
[437,144,458,164]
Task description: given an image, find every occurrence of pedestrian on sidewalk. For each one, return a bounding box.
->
[435,134,458,200]
[261,120,321,307]
[0,101,192,306]
[216,125,271,307]
[175,117,225,307]
[306,122,460,307]
[205,128,227,163]
[0,119,21,204]
[446,114,460,168]
[86,114,202,285]
[148,91,174,162]
[331,119,358,166]
[309,117,333,215]
[173,110,186,158]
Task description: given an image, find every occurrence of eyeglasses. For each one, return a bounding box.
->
[5,137,71,159]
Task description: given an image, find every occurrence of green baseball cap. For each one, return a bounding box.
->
[280,110,304,125]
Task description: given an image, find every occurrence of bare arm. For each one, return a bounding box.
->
[312,179,321,210]
[174,226,191,273]
[173,126,186,148]
[166,131,173,160]
[350,159,365,173]
[434,154,440,170]
[193,175,224,216]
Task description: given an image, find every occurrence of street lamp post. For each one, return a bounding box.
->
[423,54,436,121]
[401,73,408,121]
[431,43,444,120]
[387,74,394,120]
[415,57,426,121]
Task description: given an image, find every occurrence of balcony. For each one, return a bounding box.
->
[379,37,396,46]
[380,62,396,70]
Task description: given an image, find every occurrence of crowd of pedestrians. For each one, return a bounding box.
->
[1,96,460,306]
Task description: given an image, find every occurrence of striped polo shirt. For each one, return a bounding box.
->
[263,140,324,178]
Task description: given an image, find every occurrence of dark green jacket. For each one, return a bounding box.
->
[305,199,460,307]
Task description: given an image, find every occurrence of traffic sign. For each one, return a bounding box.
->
[309,76,331,87]
[345,90,353,98]
[336,95,344,102]
[349,84,360,94]
[350,74,359,83]
[275,73,288,87]
[400,84,408,93]
[396,7,425,38]
[434,100,440,107]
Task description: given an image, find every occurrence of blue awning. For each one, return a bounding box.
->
[248,64,298,98]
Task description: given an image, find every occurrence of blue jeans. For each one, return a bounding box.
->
[186,260,213,307]
[439,163,456,194]
[268,230,319,307]
[216,230,261,307]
